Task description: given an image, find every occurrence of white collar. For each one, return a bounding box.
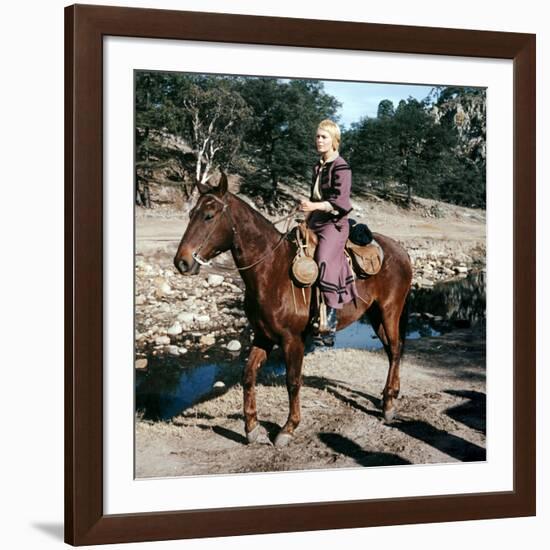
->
[320,151,339,165]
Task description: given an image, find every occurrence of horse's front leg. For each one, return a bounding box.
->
[380,305,403,422]
[243,338,272,444]
[275,335,305,448]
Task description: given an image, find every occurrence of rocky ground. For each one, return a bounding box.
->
[135,189,485,358]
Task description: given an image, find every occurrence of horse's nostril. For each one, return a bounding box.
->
[175,259,188,274]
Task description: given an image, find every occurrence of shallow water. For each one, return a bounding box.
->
[136,271,485,421]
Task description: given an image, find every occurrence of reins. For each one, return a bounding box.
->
[191,194,300,272]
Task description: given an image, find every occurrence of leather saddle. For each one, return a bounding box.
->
[289,221,384,282]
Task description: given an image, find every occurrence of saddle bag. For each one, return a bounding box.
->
[291,224,318,287]
[346,240,384,277]
[291,225,319,287]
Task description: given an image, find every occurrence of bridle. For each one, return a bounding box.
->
[190,193,298,271]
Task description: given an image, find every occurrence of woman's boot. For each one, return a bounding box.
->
[321,306,338,346]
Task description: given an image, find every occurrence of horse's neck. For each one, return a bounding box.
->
[228,194,290,287]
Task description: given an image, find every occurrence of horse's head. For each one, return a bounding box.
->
[173,172,234,276]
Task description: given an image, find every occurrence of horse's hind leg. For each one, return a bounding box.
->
[244,337,272,444]
[274,334,305,448]
[380,304,405,422]
[368,303,389,349]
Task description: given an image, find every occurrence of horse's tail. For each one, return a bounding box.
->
[399,291,411,356]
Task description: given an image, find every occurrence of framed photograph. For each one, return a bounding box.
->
[65,4,535,546]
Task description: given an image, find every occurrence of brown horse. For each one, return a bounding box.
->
[174,174,413,447]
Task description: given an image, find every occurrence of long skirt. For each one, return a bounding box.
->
[308,212,356,309]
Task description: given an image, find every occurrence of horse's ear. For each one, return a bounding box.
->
[196,181,211,195]
[214,171,228,197]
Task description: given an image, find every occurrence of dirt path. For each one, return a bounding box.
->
[136,327,485,478]
[136,193,485,255]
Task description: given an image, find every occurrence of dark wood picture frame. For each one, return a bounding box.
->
[65,3,536,546]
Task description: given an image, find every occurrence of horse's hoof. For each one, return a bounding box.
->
[383,407,396,423]
[247,425,271,445]
[274,432,293,448]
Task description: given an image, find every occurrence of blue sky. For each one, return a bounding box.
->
[320,80,435,128]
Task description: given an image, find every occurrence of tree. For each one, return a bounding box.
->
[377,99,395,120]
[135,72,168,206]
[238,78,340,193]
[392,98,436,202]
[166,76,252,186]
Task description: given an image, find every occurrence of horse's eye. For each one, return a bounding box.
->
[204,212,214,221]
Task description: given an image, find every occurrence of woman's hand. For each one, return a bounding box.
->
[299,199,321,212]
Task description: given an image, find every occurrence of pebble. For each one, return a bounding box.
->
[156,282,172,297]
[135,358,148,370]
[226,340,241,351]
[165,345,180,356]
[213,381,226,389]
[177,312,194,324]
[154,335,171,346]
[135,295,146,305]
[454,266,469,274]
[195,314,211,324]
[208,274,224,287]
[199,334,216,347]
[167,322,183,336]
[178,346,188,355]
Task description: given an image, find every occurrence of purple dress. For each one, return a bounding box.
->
[307,155,356,309]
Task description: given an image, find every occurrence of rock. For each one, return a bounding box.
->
[154,335,171,346]
[177,312,195,324]
[178,346,188,355]
[165,345,180,356]
[207,274,224,287]
[199,334,216,347]
[135,358,148,370]
[226,340,241,351]
[454,266,469,274]
[195,314,211,324]
[156,281,172,297]
[135,295,146,305]
[213,381,226,389]
[167,322,183,336]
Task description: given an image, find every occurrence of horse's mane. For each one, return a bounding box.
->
[228,192,287,237]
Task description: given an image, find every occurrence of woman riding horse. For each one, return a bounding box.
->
[299,119,356,346]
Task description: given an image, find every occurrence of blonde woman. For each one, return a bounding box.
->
[299,119,356,345]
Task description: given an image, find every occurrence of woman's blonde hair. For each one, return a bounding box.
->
[317,119,341,151]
